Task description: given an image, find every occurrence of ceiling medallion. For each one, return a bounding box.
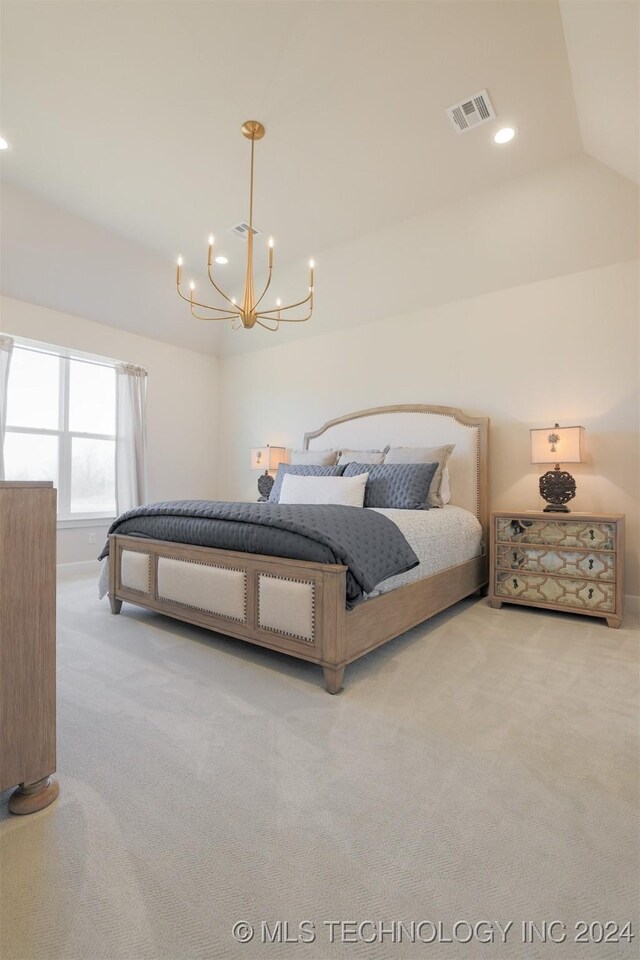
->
[176,121,314,332]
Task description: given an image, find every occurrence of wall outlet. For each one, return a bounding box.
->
[89,532,96,544]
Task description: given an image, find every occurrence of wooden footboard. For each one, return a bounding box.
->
[109,535,348,689]
[109,535,486,693]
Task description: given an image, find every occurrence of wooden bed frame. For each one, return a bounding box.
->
[109,404,489,693]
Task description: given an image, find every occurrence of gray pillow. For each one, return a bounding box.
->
[384,444,455,507]
[290,449,338,466]
[343,462,438,510]
[268,463,345,502]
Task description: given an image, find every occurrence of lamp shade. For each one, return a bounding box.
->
[530,425,584,464]
[250,445,287,472]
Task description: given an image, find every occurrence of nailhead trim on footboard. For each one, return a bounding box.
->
[257,573,316,642]
[120,550,152,595]
[156,555,248,623]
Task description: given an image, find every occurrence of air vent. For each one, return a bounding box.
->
[446,89,496,134]
[229,221,261,240]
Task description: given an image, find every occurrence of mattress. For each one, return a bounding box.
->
[365,504,483,597]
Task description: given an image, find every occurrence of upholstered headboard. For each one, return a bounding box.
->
[304,404,489,542]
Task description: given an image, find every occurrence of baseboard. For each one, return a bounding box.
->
[57,560,101,578]
[625,594,639,615]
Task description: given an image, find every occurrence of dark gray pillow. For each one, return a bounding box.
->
[343,461,438,509]
[268,463,345,503]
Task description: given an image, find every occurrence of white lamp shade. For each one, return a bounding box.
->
[250,446,287,471]
[530,425,584,464]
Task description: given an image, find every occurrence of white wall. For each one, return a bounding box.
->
[219,260,640,600]
[1,296,219,563]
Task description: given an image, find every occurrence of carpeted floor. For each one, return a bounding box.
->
[1,571,638,960]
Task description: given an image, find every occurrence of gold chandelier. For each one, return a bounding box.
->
[176,120,314,332]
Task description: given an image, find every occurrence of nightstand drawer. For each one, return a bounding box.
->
[495,517,616,550]
[495,570,615,612]
[495,544,615,581]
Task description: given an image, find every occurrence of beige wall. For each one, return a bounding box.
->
[219,259,640,600]
[1,296,220,563]
[215,155,639,358]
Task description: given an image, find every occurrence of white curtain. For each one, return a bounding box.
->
[0,335,14,481]
[115,363,148,514]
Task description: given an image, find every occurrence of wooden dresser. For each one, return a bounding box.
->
[0,481,59,814]
[489,510,624,628]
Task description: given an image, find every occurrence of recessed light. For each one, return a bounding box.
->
[215,255,228,265]
[494,127,517,144]
[0,137,10,151]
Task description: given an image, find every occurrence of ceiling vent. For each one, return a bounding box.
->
[446,89,495,134]
[229,221,261,240]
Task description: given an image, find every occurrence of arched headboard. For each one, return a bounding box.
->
[304,404,489,544]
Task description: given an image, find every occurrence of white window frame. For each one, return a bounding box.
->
[4,340,118,525]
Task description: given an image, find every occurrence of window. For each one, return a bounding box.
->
[4,342,117,520]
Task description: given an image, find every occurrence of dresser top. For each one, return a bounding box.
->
[0,481,54,488]
[492,509,624,521]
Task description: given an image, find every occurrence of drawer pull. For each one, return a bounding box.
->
[588,559,594,570]
[588,587,594,599]
[589,529,595,540]
[513,578,519,589]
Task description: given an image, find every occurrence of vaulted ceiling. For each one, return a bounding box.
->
[0,1,637,356]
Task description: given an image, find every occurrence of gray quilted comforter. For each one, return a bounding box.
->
[100,500,419,606]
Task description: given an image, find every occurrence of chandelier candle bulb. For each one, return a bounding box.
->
[174,120,315,332]
[176,257,183,285]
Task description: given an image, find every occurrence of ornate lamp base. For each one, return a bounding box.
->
[543,502,570,513]
[257,470,274,502]
[539,467,576,513]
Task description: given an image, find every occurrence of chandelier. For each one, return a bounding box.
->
[176,120,314,332]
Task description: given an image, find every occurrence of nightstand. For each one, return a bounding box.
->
[489,511,624,628]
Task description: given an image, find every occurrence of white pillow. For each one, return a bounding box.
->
[440,466,451,505]
[290,449,338,465]
[337,447,387,466]
[279,472,368,506]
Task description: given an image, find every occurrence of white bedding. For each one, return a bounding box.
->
[366,504,483,597]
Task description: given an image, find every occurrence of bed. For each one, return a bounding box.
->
[106,404,489,693]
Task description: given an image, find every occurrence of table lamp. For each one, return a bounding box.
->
[530,423,584,513]
[250,445,287,500]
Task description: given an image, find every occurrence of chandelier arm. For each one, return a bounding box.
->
[252,266,273,311]
[276,305,313,324]
[257,290,312,316]
[177,284,239,315]
[190,306,240,322]
[256,318,279,332]
[206,265,236,306]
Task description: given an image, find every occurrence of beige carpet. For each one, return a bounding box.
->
[1,571,638,960]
